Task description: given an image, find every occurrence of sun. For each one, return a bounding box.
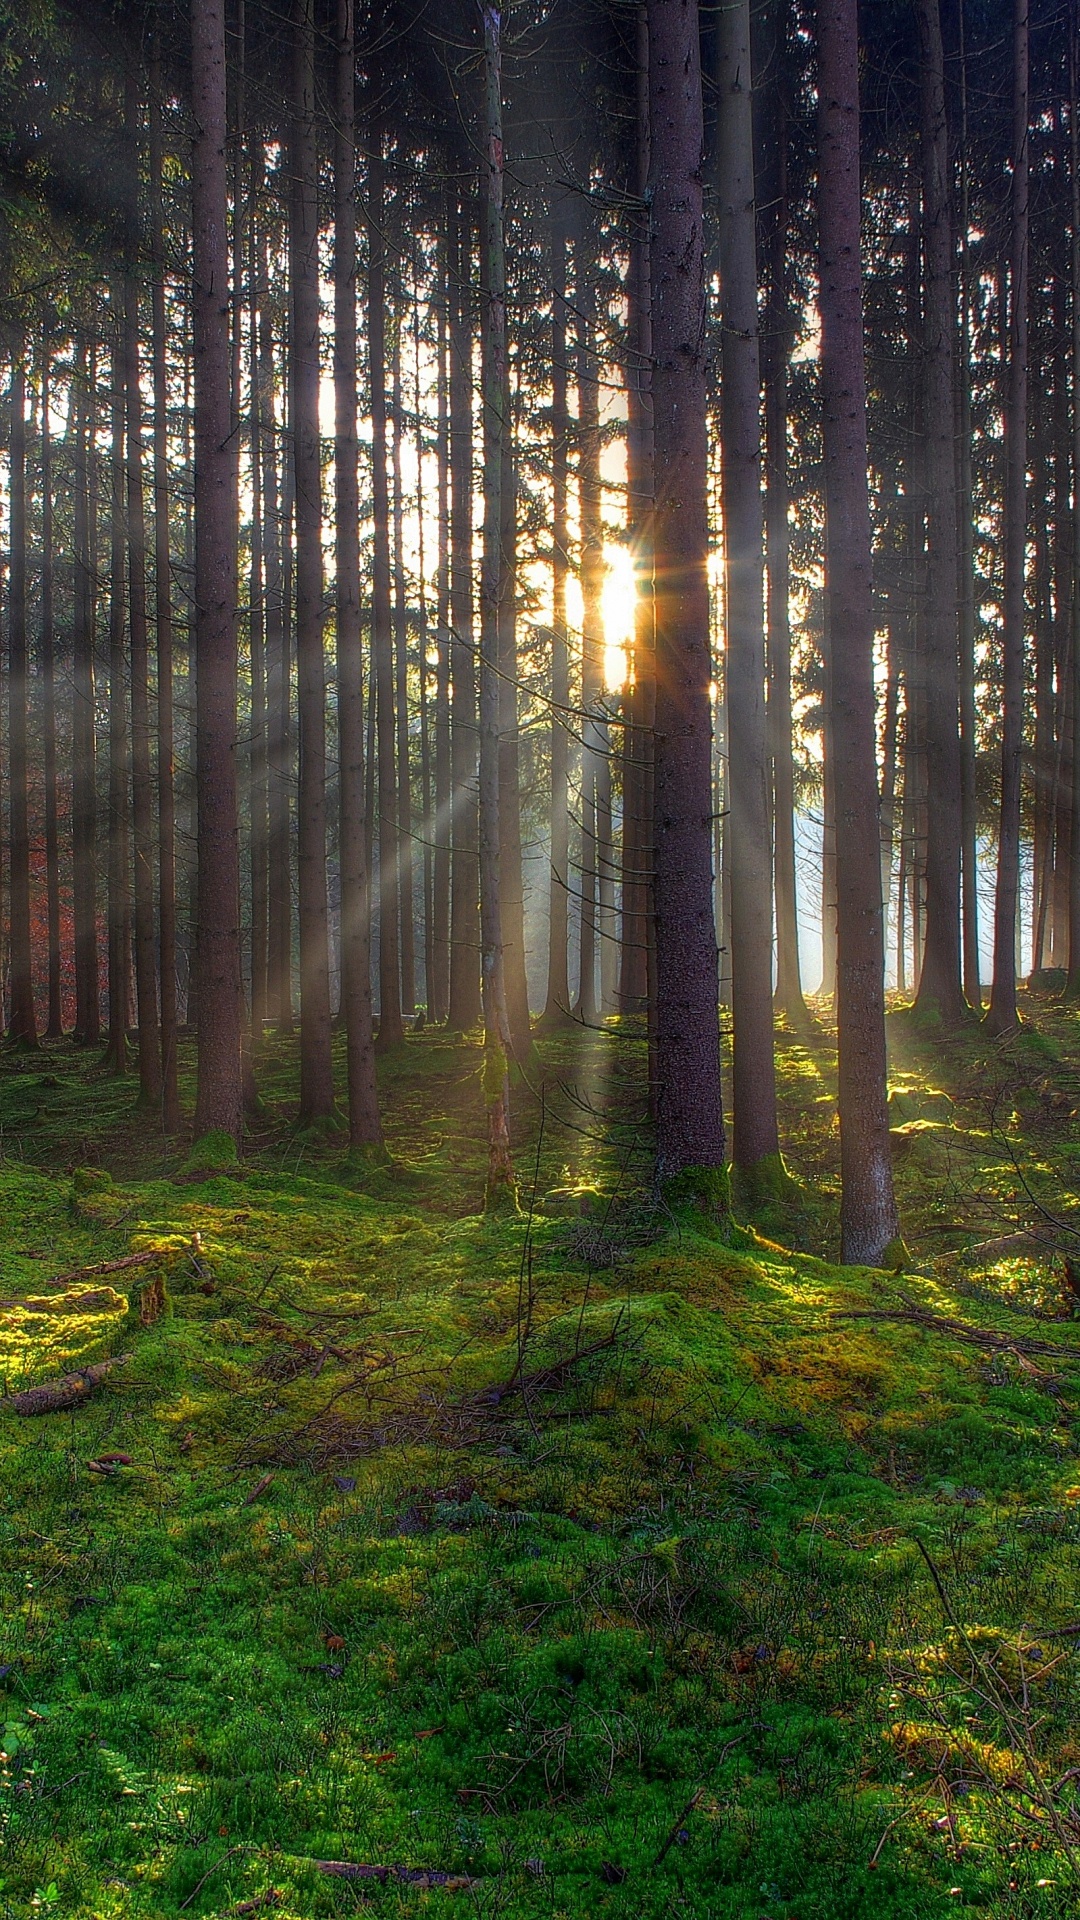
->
[601,544,635,689]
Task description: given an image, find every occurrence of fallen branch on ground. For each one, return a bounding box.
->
[3,1355,131,1416]
[311,1860,478,1890]
[834,1296,1080,1365]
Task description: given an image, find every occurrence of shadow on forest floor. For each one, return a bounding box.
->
[1,996,1080,1916]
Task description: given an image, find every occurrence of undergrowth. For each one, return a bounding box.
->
[1,999,1080,1917]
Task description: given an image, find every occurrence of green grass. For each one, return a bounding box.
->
[1,1002,1080,1917]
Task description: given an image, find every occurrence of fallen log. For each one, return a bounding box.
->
[311,1861,478,1891]
[3,1355,131,1416]
[834,1297,1080,1365]
[22,1252,161,1294]
[1,1288,126,1317]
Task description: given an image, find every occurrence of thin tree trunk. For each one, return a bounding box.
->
[619,9,654,1019]
[291,0,335,1118]
[248,141,268,1044]
[104,315,130,1075]
[263,277,292,1033]
[368,127,405,1052]
[817,0,901,1263]
[717,0,781,1180]
[647,0,726,1200]
[447,196,482,1032]
[575,232,603,1029]
[39,357,63,1037]
[72,337,100,1046]
[987,0,1029,1035]
[391,331,417,1020]
[150,47,180,1126]
[335,0,382,1152]
[498,403,532,1054]
[479,0,516,1209]
[7,345,36,1046]
[124,77,163,1109]
[542,195,573,1025]
[191,0,244,1142]
[1068,10,1080,995]
[956,3,981,1007]
[913,0,966,1024]
[431,238,452,1023]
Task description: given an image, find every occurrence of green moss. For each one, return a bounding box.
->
[182,1129,240,1177]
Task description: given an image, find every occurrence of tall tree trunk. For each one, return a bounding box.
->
[913,0,966,1024]
[124,77,164,1109]
[335,0,382,1152]
[479,0,516,1209]
[542,195,573,1025]
[717,0,781,1181]
[817,0,901,1263]
[263,278,292,1034]
[7,345,36,1046]
[956,2,981,1007]
[39,357,63,1037]
[760,0,806,1028]
[431,239,452,1023]
[367,130,404,1052]
[291,0,335,1117]
[619,9,654,1019]
[150,48,180,1126]
[575,232,604,1029]
[1067,12,1080,996]
[104,317,130,1075]
[447,197,482,1031]
[191,0,244,1142]
[986,0,1029,1035]
[248,141,269,1045]
[72,337,100,1045]
[391,331,417,1020]
[498,402,532,1054]
[647,0,726,1200]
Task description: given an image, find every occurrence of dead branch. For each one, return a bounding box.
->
[834,1296,1080,1365]
[3,1355,131,1416]
[311,1860,478,1891]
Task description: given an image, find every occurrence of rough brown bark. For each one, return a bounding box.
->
[291,0,336,1119]
[71,337,100,1046]
[103,319,130,1075]
[191,0,244,1142]
[335,0,382,1152]
[575,233,604,1030]
[986,0,1029,1035]
[7,345,37,1046]
[912,0,966,1025]
[391,332,417,1021]
[956,5,981,1008]
[247,140,269,1045]
[447,197,482,1032]
[542,196,573,1026]
[150,47,180,1126]
[817,0,901,1263]
[717,0,780,1175]
[647,0,726,1195]
[431,239,452,1024]
[39,357,63,1037]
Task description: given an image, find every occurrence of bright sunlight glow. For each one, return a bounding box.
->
[601,544,635,689]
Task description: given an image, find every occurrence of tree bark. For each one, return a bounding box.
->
[103,316,130,1075]
[717,0,781,1178]
[291,0,336,1118]
[247,140,269,1046]
[447,196,482,1031]
[391,331,417,1020]
[334,0,382,1152]
[39,356,63,1037]
[431,236,452,1024]
[7,344,37,1046]
[647,0,726,1198]
[817,0,901,1263]
[479,0,516,1209]
[575,230,604,1030]
[955,3,980,1007]
[71,336,100,1046]
[542,195,573,1026]
[913,0,966,1025]
[986,0,1029,1035]
[150,46,180,1126]
[190,0,244,1142]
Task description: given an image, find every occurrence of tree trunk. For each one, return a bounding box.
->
[190,0,244,1142]
[103,317,130,1075]
[913,0,966,1025]
[7,344,37,1046]
[150,47,180,1126]
[431,238,452,1024]
[498,404,532,1055]
[986,0,1029,1035]
[123,75,163,1110]
[479,0,516,1210]
[956,4,981,1007]
[542,195,573,1026]
[335,0,382,1153]
[717,0,781,1181]
[291,0,336,1118]
[619,9,654,1019]
[39,357,63,1037]
[391,331,417,1020]
[247,141,269,1046]
[71,336,100,1046]
[263,269,292,1034]
[1067,12,1080,996]
[368,129,405,1053]
[647,0,726,1200]
[760,0,806,1029]
[575,231,604,1029]
[447,196,482,1032]
[817,0,901,1263]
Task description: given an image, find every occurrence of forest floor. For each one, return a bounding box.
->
[2,997,1080,1918]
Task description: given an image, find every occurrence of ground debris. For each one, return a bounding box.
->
[3,1354,131,1415]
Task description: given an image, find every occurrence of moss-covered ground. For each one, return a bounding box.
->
[2,998,1080,1918]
